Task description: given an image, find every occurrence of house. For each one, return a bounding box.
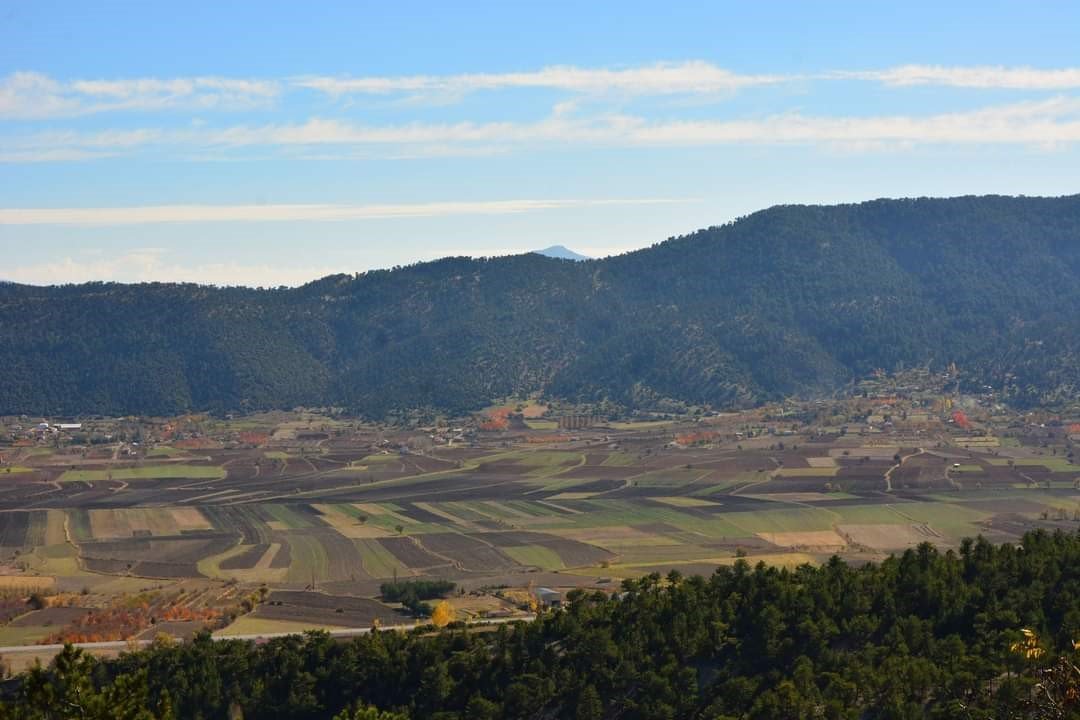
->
[536,587,562,608]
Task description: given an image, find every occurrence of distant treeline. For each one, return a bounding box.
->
[4,530,1080,719]
[2,194,1080,418]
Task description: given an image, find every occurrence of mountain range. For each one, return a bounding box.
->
[2,194,1079,418]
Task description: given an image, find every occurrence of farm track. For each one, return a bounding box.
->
[884,448,925,492]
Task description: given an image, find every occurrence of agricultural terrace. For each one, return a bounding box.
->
[0,402,1077,644]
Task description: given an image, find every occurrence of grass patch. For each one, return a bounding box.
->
[360,454,399,464]
[525,420,558,430]
[146,446,185,458]
[0,466,33,474]
[58,465,225,482]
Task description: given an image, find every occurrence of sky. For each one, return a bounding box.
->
[3,1,1080,287]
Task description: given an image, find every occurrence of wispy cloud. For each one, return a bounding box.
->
[293,61,786,98]
[624,97,1080,146]
[835,65,1080,89]
[0,197,691,226]
[7,63,1080,122]
[0,71,280,119]
[6,96,1079,162]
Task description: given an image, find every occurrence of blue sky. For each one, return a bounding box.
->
[3,1,1080,286]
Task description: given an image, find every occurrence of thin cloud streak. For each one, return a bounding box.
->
[0,71,280,119]
[8,62,1080,121]
[294,61,786,97]
[6,96,1080,162]
[0,198,693,226]
[835,65,1080,89]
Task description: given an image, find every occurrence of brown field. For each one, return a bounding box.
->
[417,533,519,572]
[247,590,405,628]
[8,606,89,628]
[0,576,56,591]
[377,537,446,569]
[837,523,940,550]
[756,530,848,550]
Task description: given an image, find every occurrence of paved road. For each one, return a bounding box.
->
[0,614,535,656]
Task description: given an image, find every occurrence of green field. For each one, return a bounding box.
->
[988,457,1078,472]
[215,616,347,636]
[524,420,558,430]
[831,505,909,525]
[146,446,185,458]
[285,534,330,583]
[600,452,639,467]
[723,507,836,534]
[59,465,225,482]
[0,624,55,646]
[263,504,314,530]
[773,467,839,477]
[888,503,990,536]
[354,538,404,578]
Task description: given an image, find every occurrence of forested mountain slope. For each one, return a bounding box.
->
[2,195,1080,417]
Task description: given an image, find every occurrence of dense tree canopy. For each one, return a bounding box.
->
[2,195,1080,418]
[4,530,1080,719]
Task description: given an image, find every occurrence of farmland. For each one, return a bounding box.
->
[1,396,1079,644]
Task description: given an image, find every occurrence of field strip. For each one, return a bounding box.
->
[261,449,528,501]
[413,502,477,528]
[181,489,242,503]
[254,543,282,570]
[537,500,582,515]
[219,491,276,504]
[196,542,246,579]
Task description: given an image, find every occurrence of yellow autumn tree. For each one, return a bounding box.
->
[431,600,455,628]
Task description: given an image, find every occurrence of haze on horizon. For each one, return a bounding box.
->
[3,1,1080,287]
